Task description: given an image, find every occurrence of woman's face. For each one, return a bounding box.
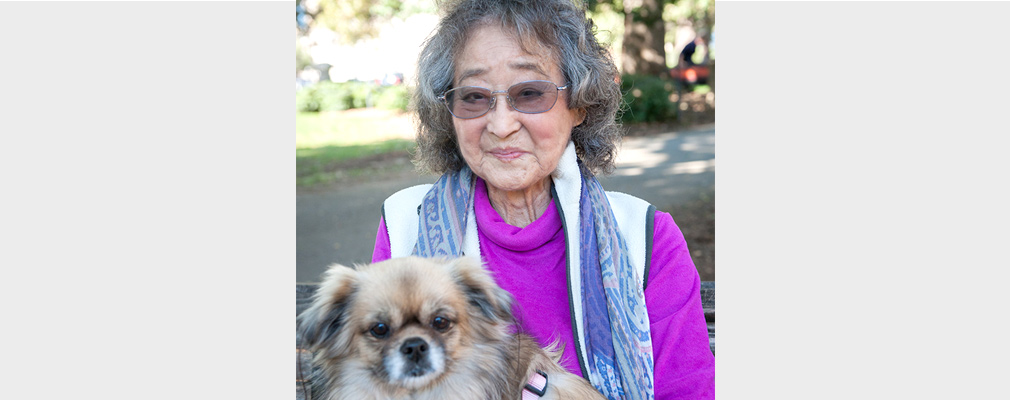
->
[452,24,584,193]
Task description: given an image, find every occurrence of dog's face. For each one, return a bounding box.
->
[298,256,514,391]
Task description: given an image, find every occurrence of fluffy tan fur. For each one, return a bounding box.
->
[297,256,605,400]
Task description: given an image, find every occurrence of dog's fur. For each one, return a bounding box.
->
[297,256,606,400]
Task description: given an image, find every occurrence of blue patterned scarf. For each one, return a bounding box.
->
[412,162,655,400]
[412,168,474,257]
[576,174,655,400]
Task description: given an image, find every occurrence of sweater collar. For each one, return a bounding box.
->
[473,177,562,252]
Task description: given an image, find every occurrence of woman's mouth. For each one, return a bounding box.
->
[488,148,525,161]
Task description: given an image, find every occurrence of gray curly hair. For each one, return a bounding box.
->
[412,0,623,177]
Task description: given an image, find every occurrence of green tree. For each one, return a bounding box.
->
[298,0,434,45]
[589,0,714,76]
[621,0,668,75]
[589,0,668,75]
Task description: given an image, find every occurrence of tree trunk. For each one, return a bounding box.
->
[621,0,667,75]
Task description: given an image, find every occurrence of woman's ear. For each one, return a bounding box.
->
[573,107,587,127]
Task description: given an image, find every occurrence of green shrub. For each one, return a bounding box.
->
[347,81,376,109]
[619,74,677,123]
[295,80,411,112]
[316,81,357,111]
[296,85,321,112]
[375,85,410,112]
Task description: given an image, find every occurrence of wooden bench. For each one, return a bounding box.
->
[296,282,714,399]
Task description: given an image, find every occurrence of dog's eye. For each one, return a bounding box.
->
[369,323,390,338]
[431,317,452,332]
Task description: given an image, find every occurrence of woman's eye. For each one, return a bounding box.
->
[431,317,452,332]
[516,89,544,98]
[369,323,390,338]
[460,92,488,103]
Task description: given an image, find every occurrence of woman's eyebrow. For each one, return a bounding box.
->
[508,61,549,77]
[457,68,487,84]
[456,61,549,85]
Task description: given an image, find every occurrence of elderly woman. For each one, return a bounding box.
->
[371,0,714,398]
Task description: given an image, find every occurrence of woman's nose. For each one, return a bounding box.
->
[485,93,520,138]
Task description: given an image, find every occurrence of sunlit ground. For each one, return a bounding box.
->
[614,129,715,177]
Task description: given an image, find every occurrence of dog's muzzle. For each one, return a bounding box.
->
[384,335,446,386]
[400,337,433,377]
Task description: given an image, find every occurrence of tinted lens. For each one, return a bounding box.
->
[507,81,558,113]
[447,86,492,118]
[442,81,561,119]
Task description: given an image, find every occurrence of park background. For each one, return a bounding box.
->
[294,0,718,283]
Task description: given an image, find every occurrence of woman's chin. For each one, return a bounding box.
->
[480,173,550,194]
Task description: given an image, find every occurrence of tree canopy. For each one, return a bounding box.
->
[297,0,435,44]
[297,0,713,77]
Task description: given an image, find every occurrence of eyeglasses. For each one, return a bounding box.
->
[437,80,568,119]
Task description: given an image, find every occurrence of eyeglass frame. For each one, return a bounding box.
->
[436,80,569,119]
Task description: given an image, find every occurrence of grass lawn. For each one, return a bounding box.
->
[296,109,417,187]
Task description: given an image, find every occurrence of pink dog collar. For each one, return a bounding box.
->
[522,370,549,399]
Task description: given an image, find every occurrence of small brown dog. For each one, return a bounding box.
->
[297,256,606,400]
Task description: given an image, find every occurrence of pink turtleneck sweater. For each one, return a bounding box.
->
[372,178,714,399]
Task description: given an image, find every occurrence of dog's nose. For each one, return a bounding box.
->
[400,337,429,363]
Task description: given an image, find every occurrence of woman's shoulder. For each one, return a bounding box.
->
[651,210,683,239]
[382,184,432,219]
[384,184,432,207]
[650,209,691,253]
[380,184,433,259]
[646,209,696,286]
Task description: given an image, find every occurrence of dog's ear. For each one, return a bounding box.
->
[297,264,358,355]
[446,257,514,322]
